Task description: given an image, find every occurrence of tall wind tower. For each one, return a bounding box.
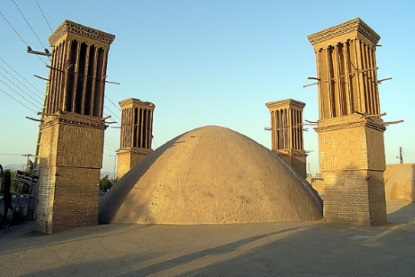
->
[266,99,307,179]
[36,20,115,234]
[117,98,155,178]
[308,18,387,225]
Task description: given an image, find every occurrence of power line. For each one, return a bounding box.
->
[105,134,119,143]
[0,79,41,111]
[105,135,119,144]
[105,138,119,149]
[0,10,48,66]
[0,58,44,96]
[0,70,43,106]
[0,10,29,46]
[104,95,121,112]
[11,0,48,50]
[0,60,44,102]
[0,87,38,114]
[104,143,117,153]
[34,0,53,33]
[104,143,119,151]
[103,105,121,121]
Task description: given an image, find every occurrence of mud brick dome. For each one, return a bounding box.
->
[99,126,322,224]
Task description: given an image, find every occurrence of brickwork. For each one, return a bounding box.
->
[308,18,387,225]
[117,148,152,178]
[315,115,387,225]
[117,98,155,178]
[265,99,307,179]
[317,115,386,173]
[36,20,114,234]
[277,151,307,179]
[324,170,386,225]
[36,113,106,234]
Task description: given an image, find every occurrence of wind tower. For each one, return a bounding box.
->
[36,20,115,234]
[117,98,155,178]
[308,18,387,225]
[265,99,307,179]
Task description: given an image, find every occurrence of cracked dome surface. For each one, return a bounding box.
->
[99,126,322,224]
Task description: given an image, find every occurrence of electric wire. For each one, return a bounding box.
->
[105,144,119,151]
[0,87,38,114]
[0,61,44,102]
[105,134,119,143]
[0,58,45,96]
[104,144,117,153]
[0,10,29,46]
[0,71,43,106]
[11,0,48,50]
[105,135,119,145]
[105,138,119,149]
[104,143,119,152]
[0,79,41,111]
[104,95,121,112]
[34,0,53,33]
[104,138,118,148]
[0,10,48,66]
[103,105,121,121]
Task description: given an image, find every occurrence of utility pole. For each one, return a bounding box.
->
[22,154,34,171]
[399,147,403,164]
[109,154,117,180]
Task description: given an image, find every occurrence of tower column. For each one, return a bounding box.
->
[36,20,115,234]
[266,99,307,179]
[308,18,387,225]
[89,46,99,116]
[343,41,353,115]
[117,98,155,179]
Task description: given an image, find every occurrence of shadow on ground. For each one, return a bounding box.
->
[1,201,414,277]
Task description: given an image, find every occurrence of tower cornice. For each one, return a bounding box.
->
[49,20,115,46]
[265,99,306,110]
[307,18,380,46]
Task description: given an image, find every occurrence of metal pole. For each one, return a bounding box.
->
[399,147,403,164]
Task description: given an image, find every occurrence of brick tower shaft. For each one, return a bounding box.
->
[36,20,115,234]
[308,18,387,225]
[117,98,155,178]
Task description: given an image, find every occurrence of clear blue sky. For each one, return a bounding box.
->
[1,0,414,177]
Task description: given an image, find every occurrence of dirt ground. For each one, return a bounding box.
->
[0,200,414,276]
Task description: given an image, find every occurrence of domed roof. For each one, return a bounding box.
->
[99,126,322,224]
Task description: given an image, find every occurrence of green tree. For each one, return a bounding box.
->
[99,175,113,192]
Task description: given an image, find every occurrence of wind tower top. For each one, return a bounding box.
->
[49,20,115,47]
[307,18,380,50]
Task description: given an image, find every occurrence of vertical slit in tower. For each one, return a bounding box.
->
[133,107,138,148]
[94,48,104,117]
